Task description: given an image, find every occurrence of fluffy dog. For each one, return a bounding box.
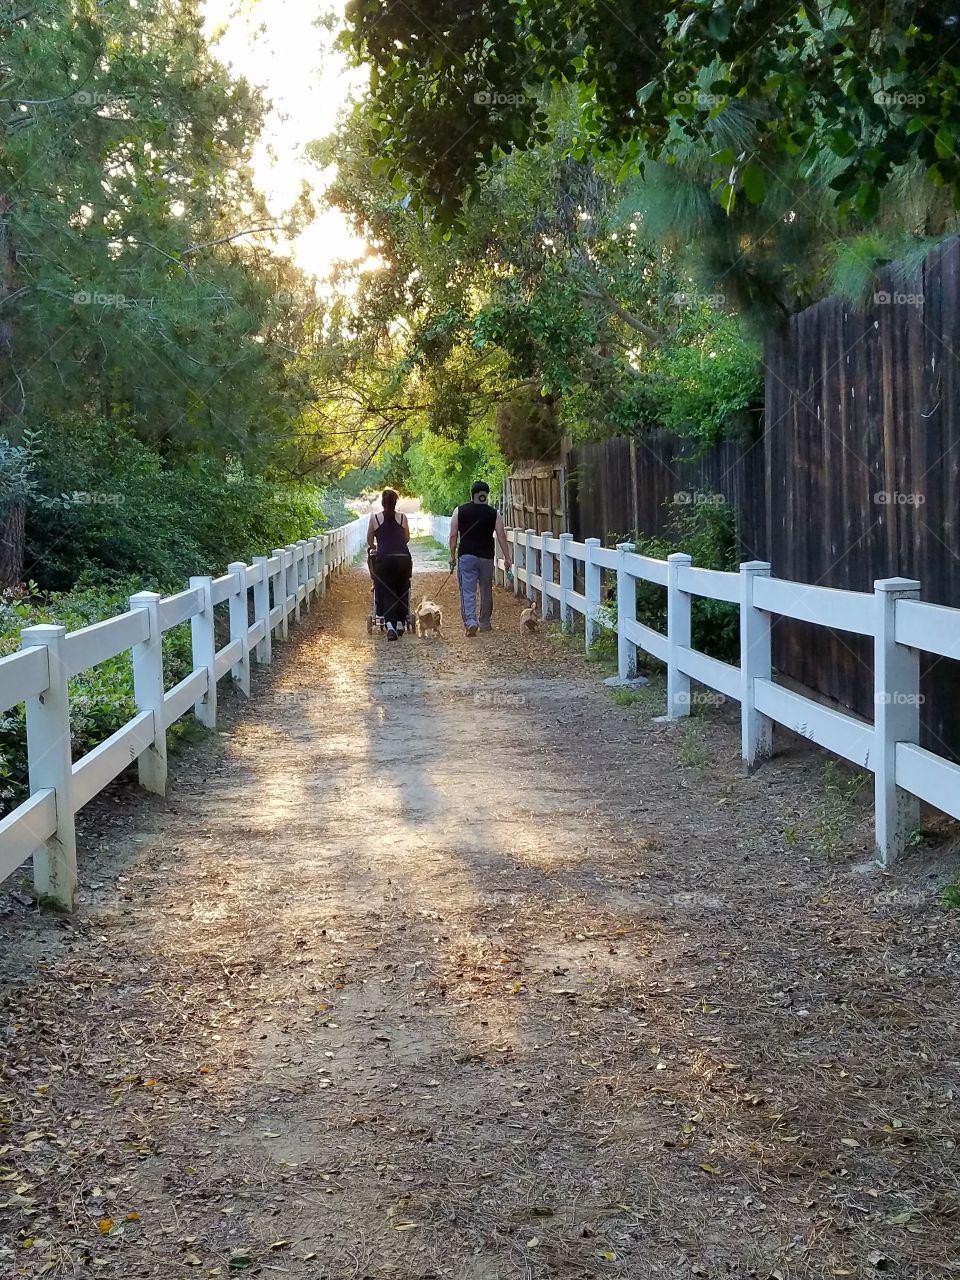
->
[416,598,443,639]
[519,606,540,634]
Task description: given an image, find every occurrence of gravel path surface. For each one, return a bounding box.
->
[1,563,958,1280]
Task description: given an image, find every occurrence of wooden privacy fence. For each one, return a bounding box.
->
[566,432,765,553]
[0,517,368,909]
[562,239,960,760]
[431,515,959,866]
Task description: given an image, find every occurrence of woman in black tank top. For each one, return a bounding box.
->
[366,490,413,637]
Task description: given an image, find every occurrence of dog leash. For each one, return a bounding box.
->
[433,565,456,601]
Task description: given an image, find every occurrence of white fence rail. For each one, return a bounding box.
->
[428,515,959,866]
[0,517,367,908]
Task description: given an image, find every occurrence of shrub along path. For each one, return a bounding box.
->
[1,563,959,1280]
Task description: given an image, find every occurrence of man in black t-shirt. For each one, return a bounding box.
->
[448,481,513,635]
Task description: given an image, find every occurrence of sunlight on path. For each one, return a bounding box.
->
[1,566,957,1280]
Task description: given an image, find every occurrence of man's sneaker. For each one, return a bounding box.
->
[466,623,479,637]
[386,623,397,640]
[396,622,405,637]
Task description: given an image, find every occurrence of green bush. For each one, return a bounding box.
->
[0,416,360,817]
[317,487,356,530]
[608,311,762,448]
[585,600,620,668]
[624,496,740,665]
[403,421,507,514]
[496,390,562,463]
[24,417,331,591]
[0,580,194,814]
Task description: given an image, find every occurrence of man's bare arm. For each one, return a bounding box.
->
[448,509,459,566]
[495,513,513,569]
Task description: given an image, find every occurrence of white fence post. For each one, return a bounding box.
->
[584,537,602,652]
[272,553,286,640]
[514,529,525,595]
[227,562,251,697]
[296,540,308,611]
[252,556,272,663]
[525,529,537,604]
[318,536,328,597]
[666,552,692,718]
[541,538,556,621]
[875,577,922,865]
[286,545,301,623]
[21,624,77,910]
[303,539,313,604]
[272,549,289,639]
[189,575,217,728]
[308,537,318,601]
[559,532,573,632]
[128,591,168,795]
[616,543,637,679]
[739,561,773,767]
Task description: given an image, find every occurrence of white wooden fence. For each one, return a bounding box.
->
[0,517,368,909]
[430,514,959,866]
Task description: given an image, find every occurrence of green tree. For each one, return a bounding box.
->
[403,421,507,514]
[0,1,323,583]
[342,2,960,222]
[316,95,761,459]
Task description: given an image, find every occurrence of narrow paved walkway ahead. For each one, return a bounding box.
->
[2,564,958,1280]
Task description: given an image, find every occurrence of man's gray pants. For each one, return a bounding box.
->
[457,554,494,629]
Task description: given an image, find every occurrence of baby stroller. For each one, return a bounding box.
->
[366,547,416,635]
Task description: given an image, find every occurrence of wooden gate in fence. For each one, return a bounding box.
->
[501,462,566,536]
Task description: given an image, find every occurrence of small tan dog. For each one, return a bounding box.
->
[416,598,443,639]
[519,606,540,634]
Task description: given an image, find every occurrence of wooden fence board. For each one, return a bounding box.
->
[546,236,960,759]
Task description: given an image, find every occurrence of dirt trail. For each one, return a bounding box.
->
[1,564,959,1280]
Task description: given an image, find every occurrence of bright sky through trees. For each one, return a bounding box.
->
[201,0,367,285]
